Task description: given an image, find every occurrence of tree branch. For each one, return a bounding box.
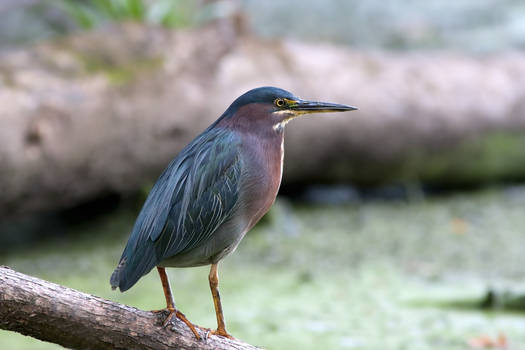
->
[0,266,262,350]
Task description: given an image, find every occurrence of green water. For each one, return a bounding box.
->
[2,188,525,349]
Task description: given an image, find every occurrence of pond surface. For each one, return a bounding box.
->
[2,188,525,349]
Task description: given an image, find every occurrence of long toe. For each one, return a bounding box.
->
[175,310,201,340]
[210,328,235,340]
[161,308,176,327]
[151,308,166,313]
[154,308,201,340]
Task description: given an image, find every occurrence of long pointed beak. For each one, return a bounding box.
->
[291,100,358,114]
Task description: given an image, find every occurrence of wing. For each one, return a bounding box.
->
[110,127,242,291]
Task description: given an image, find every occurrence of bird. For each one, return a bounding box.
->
[110,86,357,340]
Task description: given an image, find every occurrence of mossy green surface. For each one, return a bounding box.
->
[289,131,525,189]
[417,132,525,187]
[2,189,525,349]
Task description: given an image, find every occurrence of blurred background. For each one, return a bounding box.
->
[1,0,525,349]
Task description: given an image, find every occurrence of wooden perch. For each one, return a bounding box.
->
[0,266,262,350]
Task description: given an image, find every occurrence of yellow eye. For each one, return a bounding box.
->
[274,98,285,108]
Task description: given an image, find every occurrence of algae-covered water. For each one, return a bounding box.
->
[2,188,525,349]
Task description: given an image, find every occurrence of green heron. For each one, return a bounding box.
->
[110,87,356,339]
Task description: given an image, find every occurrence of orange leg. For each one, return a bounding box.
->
[208,263,234,339]
[156,266,201,340]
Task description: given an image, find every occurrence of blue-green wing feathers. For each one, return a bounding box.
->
[110,128,242,291]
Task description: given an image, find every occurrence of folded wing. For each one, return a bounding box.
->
[110,128,242,291]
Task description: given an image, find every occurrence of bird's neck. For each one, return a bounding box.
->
[240,129,284,229]
[215,103,286,208]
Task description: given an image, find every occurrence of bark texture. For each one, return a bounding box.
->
[0,266,261,350]
[1,21,525,216]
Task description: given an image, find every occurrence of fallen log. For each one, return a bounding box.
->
[1,21,525,216]
[0,266,261,350]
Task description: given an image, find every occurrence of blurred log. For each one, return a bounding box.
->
[0,266,261,350]
[1,21,525,216]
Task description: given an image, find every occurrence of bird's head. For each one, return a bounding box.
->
[218,87,357,133]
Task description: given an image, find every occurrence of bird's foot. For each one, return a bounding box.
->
[154,307,201,340]
[207,327,235,340]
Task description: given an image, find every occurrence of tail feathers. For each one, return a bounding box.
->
[110,252,158,292]
[110,259,127,291]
